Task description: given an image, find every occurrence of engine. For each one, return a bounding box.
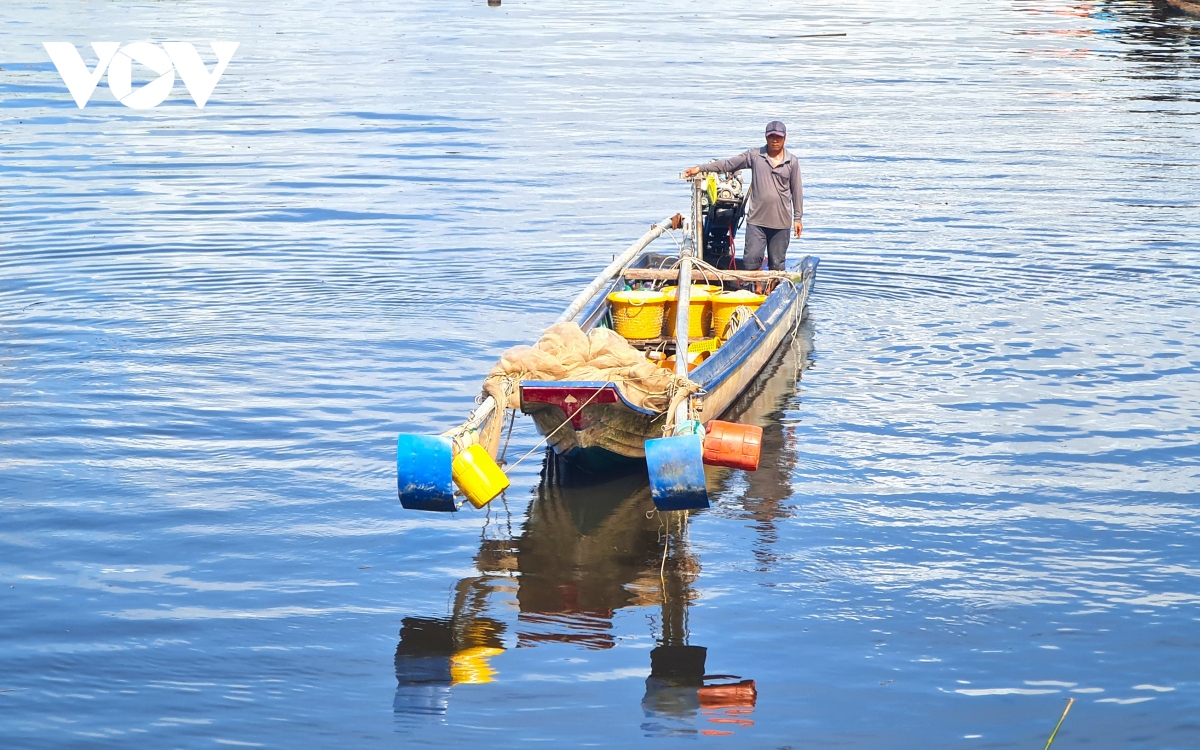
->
[699,172,747,270]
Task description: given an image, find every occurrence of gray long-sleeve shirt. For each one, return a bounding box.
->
[699,147,803,230]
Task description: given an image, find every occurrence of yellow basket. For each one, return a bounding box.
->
[663,286,714,339]
[607,289,667,340]
[711,290,766,339]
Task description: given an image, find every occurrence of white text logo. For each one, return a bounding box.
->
[43,42,238,109]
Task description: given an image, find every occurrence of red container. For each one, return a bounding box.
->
[702,420,762,471]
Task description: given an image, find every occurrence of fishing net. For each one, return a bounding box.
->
[484,322,695,413]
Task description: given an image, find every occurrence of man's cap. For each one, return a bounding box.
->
[765,120,786,137]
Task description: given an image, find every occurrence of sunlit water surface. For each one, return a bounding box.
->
[2,0,1199,747]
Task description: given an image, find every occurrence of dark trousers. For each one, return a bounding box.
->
[741,223,790,271]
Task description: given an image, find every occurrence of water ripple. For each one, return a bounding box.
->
[2,0,1199,747]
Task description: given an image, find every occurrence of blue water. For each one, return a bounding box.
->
[2,0,1199,746]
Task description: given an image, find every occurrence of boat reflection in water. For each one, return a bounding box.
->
[395,326,812,736]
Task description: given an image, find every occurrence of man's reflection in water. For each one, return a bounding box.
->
[395,332,811,735]
[640,518,758,738]
[641,646,759,738]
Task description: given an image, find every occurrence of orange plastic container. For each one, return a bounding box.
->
[659,351,703,373]
[702,420,762,471]
[698,679,758,709]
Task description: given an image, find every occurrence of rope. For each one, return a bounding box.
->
[660,512,670,586]
[663,255,718,289]
[662,227,685,255]
[498,408,516,464]
[662,377,703,434]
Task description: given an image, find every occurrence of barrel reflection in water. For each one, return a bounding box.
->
[393,329,810,735]
[393,615,506,726]
[717,321,813,572]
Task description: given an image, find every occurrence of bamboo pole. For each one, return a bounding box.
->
[1043,698,1075,750]
[671,178,703,429]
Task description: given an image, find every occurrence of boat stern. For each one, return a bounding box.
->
[519,381,665,459]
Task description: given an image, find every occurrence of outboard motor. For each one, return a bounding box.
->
[699,173,747,270]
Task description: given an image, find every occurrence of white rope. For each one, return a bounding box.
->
[503,385,610,471]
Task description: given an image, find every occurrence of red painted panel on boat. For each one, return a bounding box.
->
[520,384,621,428]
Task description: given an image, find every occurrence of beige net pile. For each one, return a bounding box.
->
[484,322,694,413]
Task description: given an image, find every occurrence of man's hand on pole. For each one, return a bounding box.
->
[682,166,701,178]
[794,220,803,238]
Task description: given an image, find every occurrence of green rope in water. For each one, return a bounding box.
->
[1043,698,1075,750]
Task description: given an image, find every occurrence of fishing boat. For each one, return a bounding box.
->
[397,174,819,513]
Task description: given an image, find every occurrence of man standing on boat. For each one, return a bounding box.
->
[682,121,803,271]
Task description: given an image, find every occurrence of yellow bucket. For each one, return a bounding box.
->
[663,286,713,339]
[607,290,667,340]
[711,290,766,339]
[450,646,504,685]
[452,443,510,509]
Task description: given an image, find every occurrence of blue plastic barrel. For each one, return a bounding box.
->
[645,434,710,511]
[397,434,456,512]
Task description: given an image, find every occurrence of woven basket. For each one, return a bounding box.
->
[607,290,667,339]
[711,291,766,339]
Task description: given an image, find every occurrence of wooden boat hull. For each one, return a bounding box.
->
[519,255,818,465]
